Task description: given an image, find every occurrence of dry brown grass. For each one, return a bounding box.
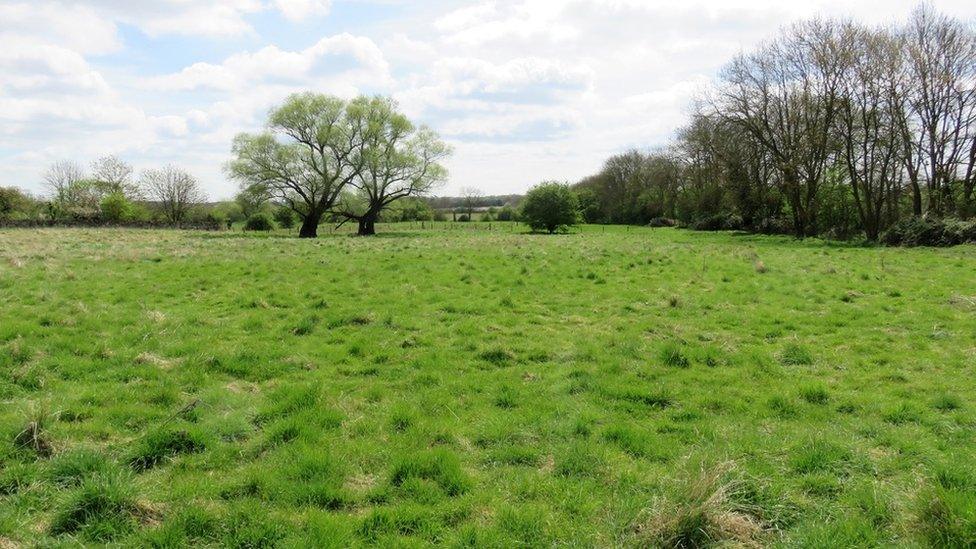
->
[632,463,765,548]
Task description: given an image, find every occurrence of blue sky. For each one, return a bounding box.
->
[2,0,975,199]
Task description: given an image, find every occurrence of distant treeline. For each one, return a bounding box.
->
[426,194,522,210]
[574,5,976,245]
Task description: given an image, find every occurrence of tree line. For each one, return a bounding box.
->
[0,157,212,226]
[576,5,976,244]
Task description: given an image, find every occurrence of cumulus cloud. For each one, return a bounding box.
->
[274,0,332,21]
[3,0,976,198]
[145,33,391,92]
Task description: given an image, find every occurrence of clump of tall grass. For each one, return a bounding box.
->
[779,343,813,366]
[50,470,142,541]
[916,464,976,547]
[633,463,764,548]
[390,449,470,497]
[13,405,54,457]
[128,426,207,471]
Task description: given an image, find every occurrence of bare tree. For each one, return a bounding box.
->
[835,25,907,240]
[43,160,85,201]
[902,4,976,216]
[141,166,206,224]
[91,156,139,198]
[459,186,483,220]
[336,97,451,235]
[718,19,850,237]
[227,93,374,238]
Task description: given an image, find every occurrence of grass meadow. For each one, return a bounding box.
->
[1,224,975,547]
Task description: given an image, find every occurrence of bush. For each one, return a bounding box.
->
[245,213,274,232]
[647,217,677,227]
[0,187,36,220]
[882,217,976,247]
[690,213,744,232]
[457,214,470,222]
[99,192,134,223]
[496,205,516,222]
[521,182,581,234]
[754,216,794,235]
[273,208,296,229]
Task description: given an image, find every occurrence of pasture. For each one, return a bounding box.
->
[1,225,974,547]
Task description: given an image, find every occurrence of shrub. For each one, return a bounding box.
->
[273,207,296,229]
[881,217,976,247]
[99,192,134,223]
[0,186,36,220]
[648,217,678,227]
[245,212,274,231]
[457,214,470,222]
[496,205,516,221]
[520,181,581,234]
[690,213,744,232]
[754,216,793,235]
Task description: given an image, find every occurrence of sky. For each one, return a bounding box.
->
[2,0,975,199]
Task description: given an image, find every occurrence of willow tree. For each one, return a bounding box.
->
[336,97,451,235]
[227,93,374,238]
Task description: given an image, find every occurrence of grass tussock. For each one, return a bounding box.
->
[49,470,144,541]
[633,463,765,548]
[916,464,976,547]
[389,449,470,497]
[128,426,207,471]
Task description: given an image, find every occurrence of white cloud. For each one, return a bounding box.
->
[3,0,976,198]
[274,0,332,21]
[0,2,120,55]
[145,33,391,92]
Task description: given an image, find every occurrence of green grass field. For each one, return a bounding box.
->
[1,225,975,547]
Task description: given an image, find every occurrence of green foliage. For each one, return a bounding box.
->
[495,205,516,221]
[245,212,275,231]
[882,217,976,247]
[99,191,134,223]
[0,187,36,220]
[690,212,744,231]
[520,181,581,233]
[273,207,296,229]
[235,184,270,218]
[394,198,435,222]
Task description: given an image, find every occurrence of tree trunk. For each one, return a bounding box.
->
[299,212,320,238]
[357,213,377,236]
